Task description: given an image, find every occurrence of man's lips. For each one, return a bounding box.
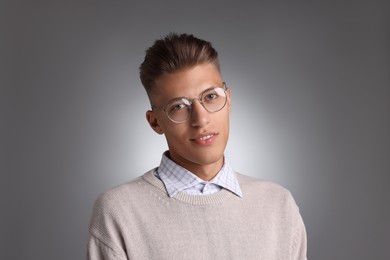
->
[190,132,219,145]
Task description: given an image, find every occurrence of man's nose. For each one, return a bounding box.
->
[190,99,210,128]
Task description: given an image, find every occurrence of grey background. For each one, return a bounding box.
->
[2,0,389,259]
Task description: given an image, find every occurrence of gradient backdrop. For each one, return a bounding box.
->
[2,1,390,259]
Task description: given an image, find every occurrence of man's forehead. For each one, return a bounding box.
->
[149,63,222,102]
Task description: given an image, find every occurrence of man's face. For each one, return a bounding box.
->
[146,63,231,177]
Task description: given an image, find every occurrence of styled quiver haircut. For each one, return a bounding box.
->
[139,33,220,95]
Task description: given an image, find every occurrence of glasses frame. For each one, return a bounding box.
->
[152,82,228,124]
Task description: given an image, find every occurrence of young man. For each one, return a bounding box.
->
[87,33,307,259]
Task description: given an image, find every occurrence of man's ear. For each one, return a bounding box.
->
[146,110,164,135]
[226,87,232,112]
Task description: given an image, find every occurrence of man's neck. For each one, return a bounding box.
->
[166,152,224,181]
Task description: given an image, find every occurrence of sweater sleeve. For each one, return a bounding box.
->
[87,191,128,260]
[87,235,127,260]
[291,200,307,260]
[292,213,307,259]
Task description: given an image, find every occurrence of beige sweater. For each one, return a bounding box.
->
[87,169,307,259]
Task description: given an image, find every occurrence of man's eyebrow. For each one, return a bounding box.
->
[165,85,222,101]
[166,95,188,102]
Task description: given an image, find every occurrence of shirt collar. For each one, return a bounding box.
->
[156,152,243,198]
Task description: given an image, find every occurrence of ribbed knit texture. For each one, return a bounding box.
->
[87,169,307,260]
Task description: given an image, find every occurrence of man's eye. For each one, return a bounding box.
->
[205,93,218,101]
[170,103,186,111]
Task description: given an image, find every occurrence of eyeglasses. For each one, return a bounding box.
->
[152,82,228,123]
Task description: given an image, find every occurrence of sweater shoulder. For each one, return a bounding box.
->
[97,177,140,201]
[235,172,295,203]
[92,170,156,213]
[88,172,156,257]
[235,172,289,192]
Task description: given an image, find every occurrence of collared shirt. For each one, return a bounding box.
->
[155,152,243,198]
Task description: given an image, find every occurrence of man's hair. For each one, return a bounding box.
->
[139,33,220,94]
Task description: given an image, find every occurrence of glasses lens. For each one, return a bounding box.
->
[166,98,191,122]
[201,87,227,112]
[164,86,228,123]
